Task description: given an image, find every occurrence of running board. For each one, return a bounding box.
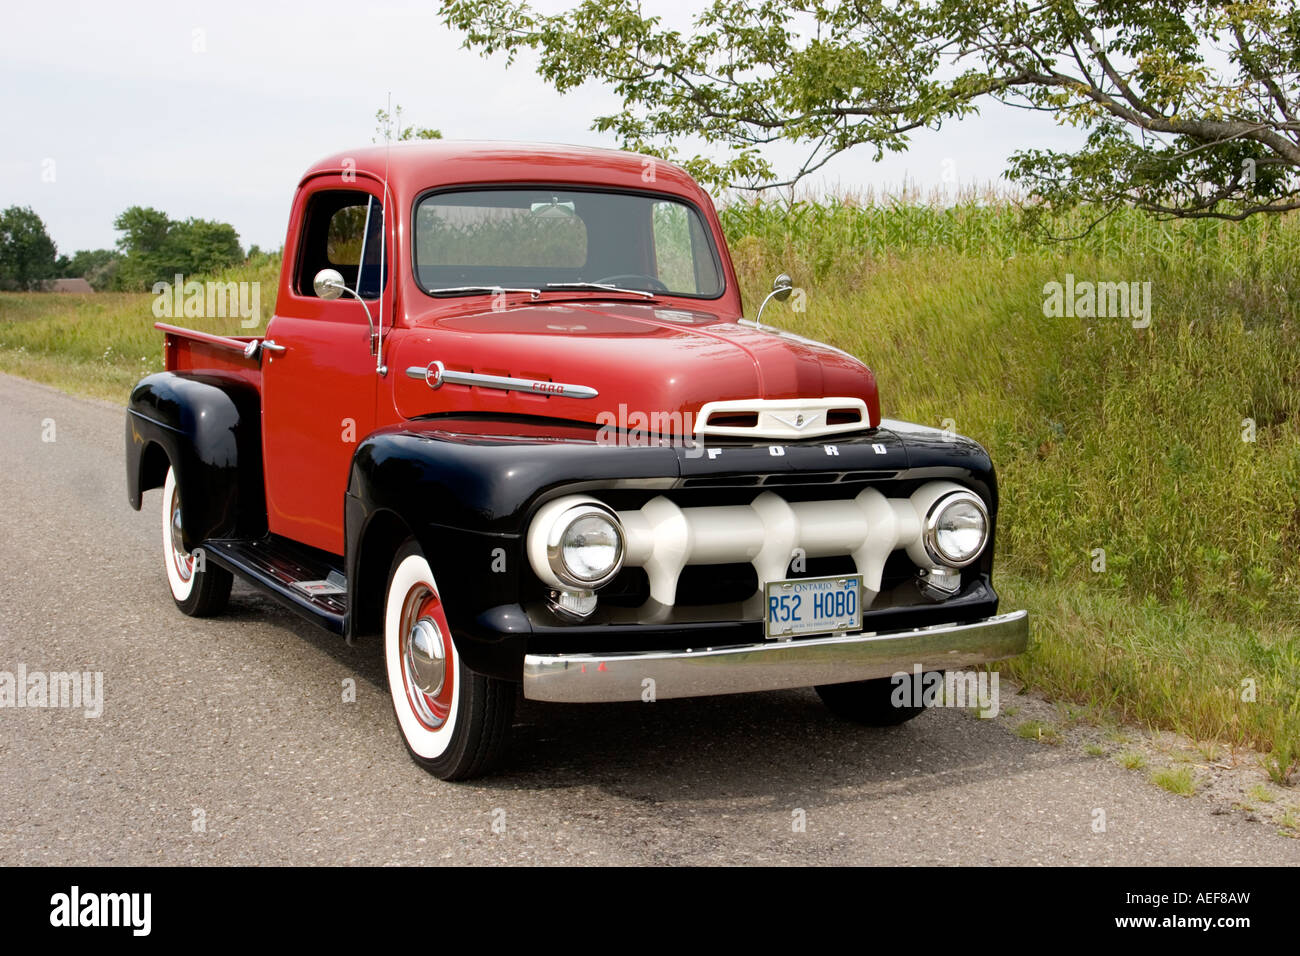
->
[203,536,347,635]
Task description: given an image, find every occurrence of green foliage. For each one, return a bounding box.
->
[1015,719,1061,744]
[166,218,244,278]
[1151,766,1198,796]
[374,104,442,143]
[1118,751,1147,770]
[112,206,243,290]
[1261,708,1299,785]
[720,192,1300,279]
[0,206,58,290]
[443,0,1300,218]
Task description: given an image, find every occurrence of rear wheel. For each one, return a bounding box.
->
[815,675,933,726]
[383,540,515,780]
[161,466,232,617]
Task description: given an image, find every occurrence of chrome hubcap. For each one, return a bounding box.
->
[405,616,446,698]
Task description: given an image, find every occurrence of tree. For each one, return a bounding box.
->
[373,104,443,143]
[113,206,172,289]
[443,0,1300,220]
[168,219,244,276]
[0,206,58,290]
[112,206,243,289]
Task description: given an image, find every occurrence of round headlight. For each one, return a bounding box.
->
[924,491,989,567]
[547,505,624,588]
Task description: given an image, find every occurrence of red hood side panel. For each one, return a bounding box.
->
[390,301,880,429]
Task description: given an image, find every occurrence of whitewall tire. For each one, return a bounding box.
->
[383,540,515,780]
[161,466,231,617]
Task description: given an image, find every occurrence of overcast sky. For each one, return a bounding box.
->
[2,0,1084,255]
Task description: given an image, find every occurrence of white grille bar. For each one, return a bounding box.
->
[616,481,968,605]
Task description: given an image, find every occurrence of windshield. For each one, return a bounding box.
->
[413,188,724,298]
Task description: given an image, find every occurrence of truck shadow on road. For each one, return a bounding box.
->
[497,690,1077,811]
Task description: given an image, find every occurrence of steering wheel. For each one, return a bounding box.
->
[594,273,671,293]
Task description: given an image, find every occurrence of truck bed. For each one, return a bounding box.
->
[157,322,262,388]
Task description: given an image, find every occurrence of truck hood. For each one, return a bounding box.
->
[391,301,880,433]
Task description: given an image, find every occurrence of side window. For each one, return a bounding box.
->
[652,200,720,295]
[326,205,368,266]
[296,190,387,299]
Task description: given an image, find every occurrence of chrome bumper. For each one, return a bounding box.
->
[522,610,1029,703]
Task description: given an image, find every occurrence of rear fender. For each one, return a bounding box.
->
[125,371,266,549]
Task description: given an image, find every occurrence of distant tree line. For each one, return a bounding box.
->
[0,204,246,292]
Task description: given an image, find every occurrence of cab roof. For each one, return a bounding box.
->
[300,140,709,203]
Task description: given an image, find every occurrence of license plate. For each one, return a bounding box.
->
[765,575,862,639]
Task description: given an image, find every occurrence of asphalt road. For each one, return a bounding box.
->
[0,371,1295,865]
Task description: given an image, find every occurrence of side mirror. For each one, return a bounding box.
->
[314,268,346,300]
[311,267,377,356]
[771,273,793,302]
[754,272,794,330]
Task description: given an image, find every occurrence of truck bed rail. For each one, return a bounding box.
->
[156,322,262,385]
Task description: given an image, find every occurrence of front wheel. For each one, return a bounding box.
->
[384,540,515,780]
[161,466,232,617]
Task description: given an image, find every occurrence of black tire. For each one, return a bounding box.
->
[161,466,232,617]
[815,675,933,726]
[383,539,515,780]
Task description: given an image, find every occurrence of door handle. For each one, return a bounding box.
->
[262,340,287,354]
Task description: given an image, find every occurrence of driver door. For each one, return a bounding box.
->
[261,181,388,555]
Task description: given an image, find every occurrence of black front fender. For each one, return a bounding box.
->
[342,426,676,677]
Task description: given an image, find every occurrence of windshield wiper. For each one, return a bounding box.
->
[428,285,541,298]
[543,282,657,299]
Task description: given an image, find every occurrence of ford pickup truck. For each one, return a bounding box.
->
[125,142,1028,779]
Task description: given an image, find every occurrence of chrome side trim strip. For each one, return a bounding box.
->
[522,610,1028,702]
[405,361,598,399]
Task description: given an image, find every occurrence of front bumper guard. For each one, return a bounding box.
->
[522,609,1029,703]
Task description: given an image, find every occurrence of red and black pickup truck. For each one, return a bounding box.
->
[126,141,1027,779]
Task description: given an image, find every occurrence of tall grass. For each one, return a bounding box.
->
[721,192,1300,281]
[0,252,280,401]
